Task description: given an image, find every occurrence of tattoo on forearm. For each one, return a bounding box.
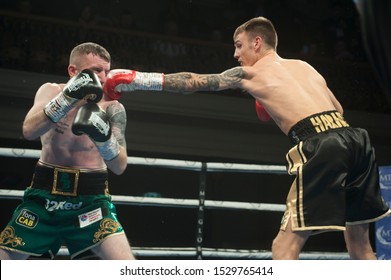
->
[164,67,245,93]
[106,103,127,148]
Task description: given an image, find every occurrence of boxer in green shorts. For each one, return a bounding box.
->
[0,162,126,259]
[0,42,135,260]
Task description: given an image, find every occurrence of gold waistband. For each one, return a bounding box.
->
[288,110,350,144]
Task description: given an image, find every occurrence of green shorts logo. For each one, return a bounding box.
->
[16,209,39,229]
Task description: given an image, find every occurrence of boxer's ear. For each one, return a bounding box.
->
[254,36,262,51]
[68,64,78,77]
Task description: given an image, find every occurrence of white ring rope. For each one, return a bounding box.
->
[58,247,351,260]
[0,147,287,173]
[0,147,349,259]
[127,157,203,171]
[207,162,287,173]
[0,147,286,211]
[0,147,41,158]
[0,189,286,212]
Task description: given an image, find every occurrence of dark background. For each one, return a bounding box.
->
[0,0,390,259]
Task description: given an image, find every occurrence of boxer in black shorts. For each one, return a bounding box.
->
[101,16,391,259]
[283,111,389,233]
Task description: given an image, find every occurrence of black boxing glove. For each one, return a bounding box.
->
[72,103,120,161]
[44,69,103,122]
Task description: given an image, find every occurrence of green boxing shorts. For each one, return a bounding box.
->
[0,163,125,259]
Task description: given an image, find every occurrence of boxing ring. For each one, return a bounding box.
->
[0,147,349,259]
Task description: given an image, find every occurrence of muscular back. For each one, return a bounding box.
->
[162,52,343,136]
[241,54,342,134]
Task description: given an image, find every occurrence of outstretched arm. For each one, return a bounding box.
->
[163,67,246,93]
[103,67,247,98]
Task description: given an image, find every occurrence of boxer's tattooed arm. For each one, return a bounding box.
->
[106,102,127,149]
[164,73,219,92]
[164,67,245,93]
[220,67,246,86]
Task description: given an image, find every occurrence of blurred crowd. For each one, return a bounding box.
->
[0,0,388,112]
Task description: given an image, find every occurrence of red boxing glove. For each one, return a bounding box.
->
[103,69,136,100]
[103,69,164,100]
[255,100,271,122]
